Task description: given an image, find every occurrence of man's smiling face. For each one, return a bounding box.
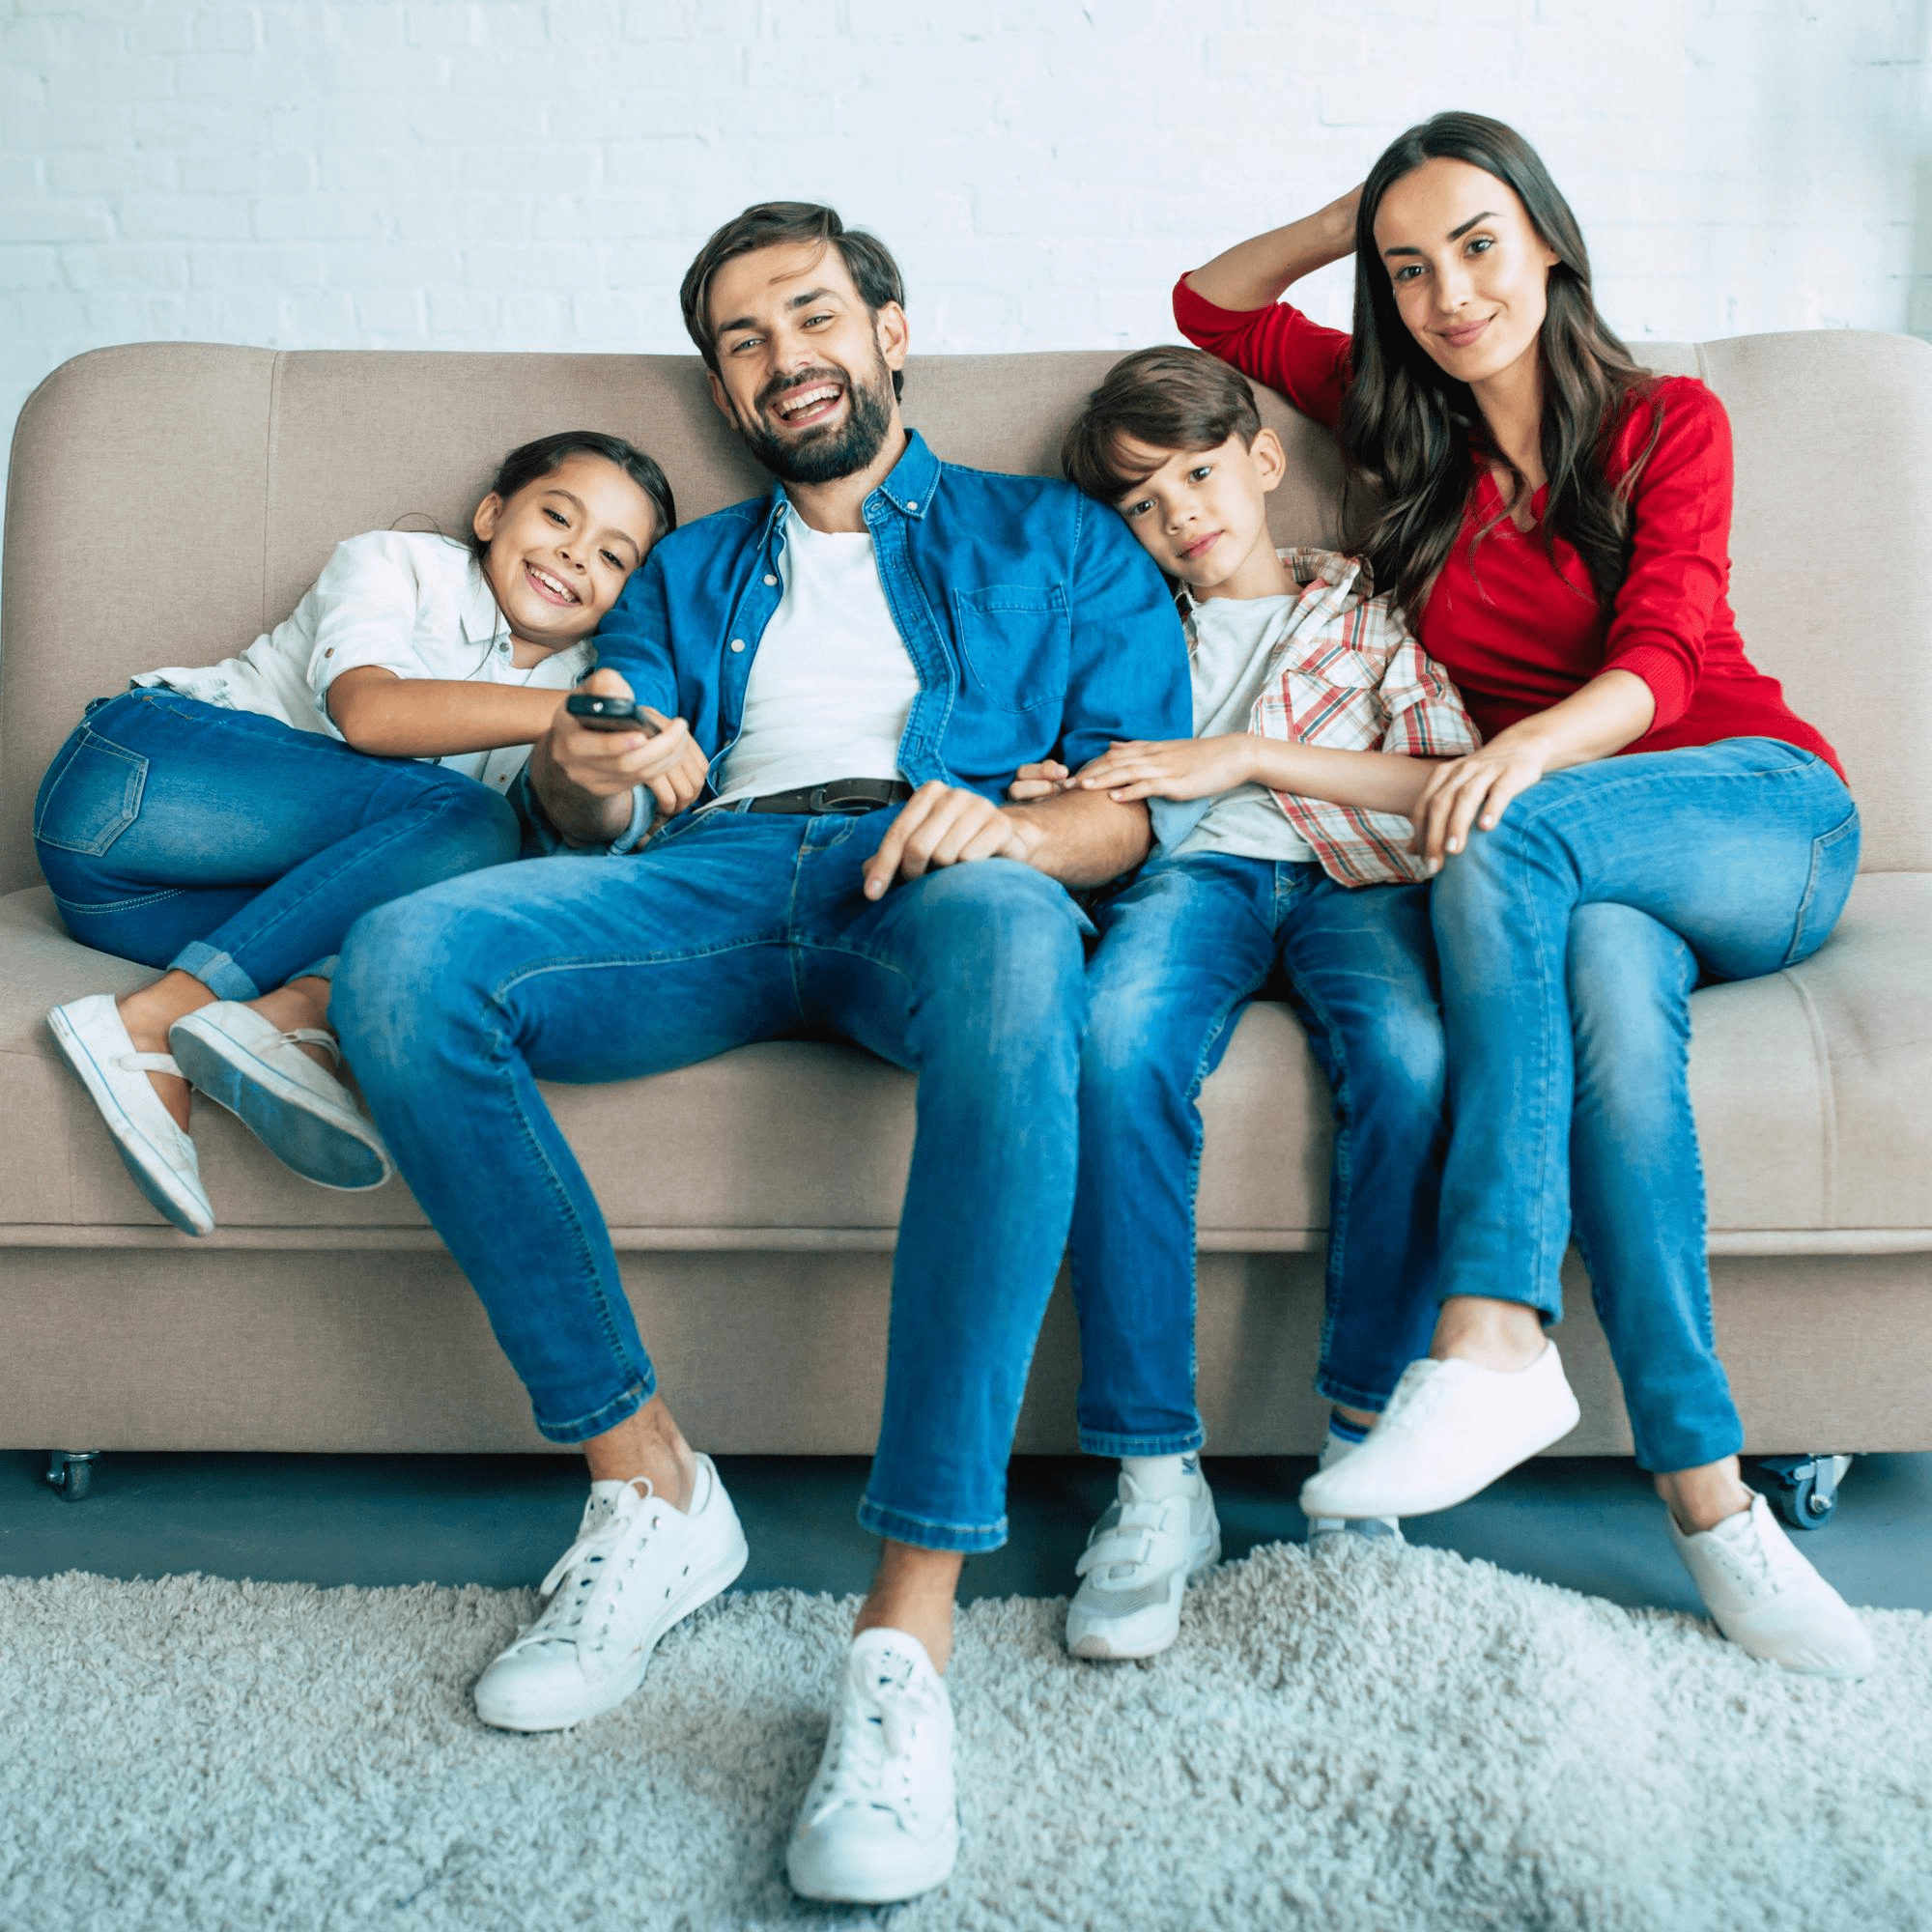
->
[703,241,908,485]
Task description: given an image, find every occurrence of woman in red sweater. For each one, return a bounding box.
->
[1179,112,1871,1676]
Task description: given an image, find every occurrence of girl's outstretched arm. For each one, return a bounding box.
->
[326,667,568,757]
[1184,188,1362,313]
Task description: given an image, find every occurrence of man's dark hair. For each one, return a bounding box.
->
[1061,347,1263,502]
[680,201,908,400]
[466,429,677,561]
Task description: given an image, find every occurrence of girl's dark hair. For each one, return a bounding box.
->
[1063,347,1263,501]
[468,430,677,562]
[1340,111,1660,615]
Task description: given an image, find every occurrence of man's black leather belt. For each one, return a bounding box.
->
[745,778,915,815]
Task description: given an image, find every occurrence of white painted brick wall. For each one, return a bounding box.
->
[2,0,1927,570]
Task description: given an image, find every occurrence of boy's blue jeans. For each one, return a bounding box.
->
[32,690,519,996]
[1431,738,1861,1473]
[331,806,1093,1554]
[1070,850,1446,1454]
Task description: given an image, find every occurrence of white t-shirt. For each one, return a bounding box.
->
[1171,592,1317,865]
[713,505,920,805]
[133,529,593,794]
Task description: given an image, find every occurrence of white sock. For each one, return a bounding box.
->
[1122,1453,1199,1498]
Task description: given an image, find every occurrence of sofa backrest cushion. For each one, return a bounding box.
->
[4,331,1928,891]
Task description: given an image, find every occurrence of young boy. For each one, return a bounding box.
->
[1023,347,1480,1661]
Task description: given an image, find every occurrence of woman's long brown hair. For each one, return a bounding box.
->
[1340,112,1662,618]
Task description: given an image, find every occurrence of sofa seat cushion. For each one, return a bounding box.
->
[2,874,1928,1248]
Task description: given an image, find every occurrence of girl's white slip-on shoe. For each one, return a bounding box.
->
[47,993,214,1237]
[169,1001,393,1191]
[1296,1343,1581,1520]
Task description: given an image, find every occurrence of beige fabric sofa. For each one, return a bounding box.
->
[4,333,1931,1477]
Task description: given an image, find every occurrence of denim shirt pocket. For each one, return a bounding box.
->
[34,726,149,857]
[952,584,1071,714]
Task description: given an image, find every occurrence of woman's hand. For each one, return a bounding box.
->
[1410,741,1552,867]
[1008,759,1073,802]
[1074,735,1257,803]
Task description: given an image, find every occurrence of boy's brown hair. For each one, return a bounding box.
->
[1061,346,1264,502]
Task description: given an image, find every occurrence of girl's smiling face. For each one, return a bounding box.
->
[1373,156,1561,392]
[472,451,661,653]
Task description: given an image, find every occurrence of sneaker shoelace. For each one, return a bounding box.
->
[809,1651,942,1829]
[517,1483,665,1659]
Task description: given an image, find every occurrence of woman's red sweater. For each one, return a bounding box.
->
[1173,276,1842,777]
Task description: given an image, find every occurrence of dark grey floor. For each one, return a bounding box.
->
[5,1448,1929,1617]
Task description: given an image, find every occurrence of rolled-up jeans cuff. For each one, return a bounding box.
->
[857,1493,1008,1554]
[169,941,261,1003]
[529,1372,658,1446]
[1078,1427,1206,1459]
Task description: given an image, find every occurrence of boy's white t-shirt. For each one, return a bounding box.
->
[1170,592,1317,865]
[712,504,921,805]
[132,528,592,794]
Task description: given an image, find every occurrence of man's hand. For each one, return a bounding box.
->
[1072,734,1258,803]
[543,668,709,819]
[862,781,1045,899]
[1007,759,1073,802]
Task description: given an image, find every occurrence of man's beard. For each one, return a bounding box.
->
[738,348,896,486]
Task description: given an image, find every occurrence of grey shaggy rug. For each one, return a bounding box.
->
[3,1542,1929,1932]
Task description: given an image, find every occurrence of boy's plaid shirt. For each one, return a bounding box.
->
[1186,547,1481,887]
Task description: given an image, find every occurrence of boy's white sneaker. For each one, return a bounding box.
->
[1065,1466,1221,1661]
[786,1628,959,1904]
[1297,1344,1581,1521]
[473,1454,747,1731]
[1670,1492,1876,1679]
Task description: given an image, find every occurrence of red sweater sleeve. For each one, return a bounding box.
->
[1172,274,1351,431]
[1600,381,1734,732]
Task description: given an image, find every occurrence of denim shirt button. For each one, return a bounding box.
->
[763,574,777,586]
[905,500,918,511]
[729,638,746,653]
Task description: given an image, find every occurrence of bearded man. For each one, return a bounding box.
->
[332,202,1187,1906]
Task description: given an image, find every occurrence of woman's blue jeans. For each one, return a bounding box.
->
[331,806,1094,1554]
[33,690,520,996]
[1070,851,1447,1454]
[1431,738,1861,1473]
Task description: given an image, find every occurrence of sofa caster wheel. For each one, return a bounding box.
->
[44,1450,100,1502]
[1759,1454,1852,1531]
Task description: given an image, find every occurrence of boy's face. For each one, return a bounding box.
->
[1110,429,1287,600]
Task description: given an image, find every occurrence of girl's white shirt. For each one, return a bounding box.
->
[132,529,594,794]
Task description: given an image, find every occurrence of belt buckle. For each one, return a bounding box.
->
[811,781,872,815]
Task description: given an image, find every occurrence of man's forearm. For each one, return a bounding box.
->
[1005,788,1151,887]
[529,735,638,847]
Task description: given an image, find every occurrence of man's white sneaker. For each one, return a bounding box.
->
[1296,1344,1581,1521]
[48,994,214,1236]
[786,1629,959,1904]
[1670,1492,1876,1679]
[1065,1467,1220,1661]
[473,1454,747,1732]
[1306,1429,1403,1548]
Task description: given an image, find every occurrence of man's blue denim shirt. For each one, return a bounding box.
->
[527,430,1190,850]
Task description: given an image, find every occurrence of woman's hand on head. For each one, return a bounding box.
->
[1074,735,1257,803]
[546,668,707,818]
[1410,739,1551,868]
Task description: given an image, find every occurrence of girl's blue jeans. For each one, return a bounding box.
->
[32,690,520,997]
[1070,850,1447,1454]
[1431,737,1861,1473]
[331,806,1094,1555]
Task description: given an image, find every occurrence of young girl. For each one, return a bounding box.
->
[40,430,693,1237]
[1178,112,1873,1676]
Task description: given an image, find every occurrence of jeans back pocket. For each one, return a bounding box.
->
[34,726,150,857]
[1784,806,1861,967]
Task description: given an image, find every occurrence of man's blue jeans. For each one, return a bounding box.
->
[33,690,519,996]
[331,807,1093,1553]
[1431,738,1861,1473]
[1070,851,1446,1454]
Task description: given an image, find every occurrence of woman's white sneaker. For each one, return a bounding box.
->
[1306,1427,1403,1547]
[1670,1492,1876,1678]
[786,1628,959,1904]
[1296,1343,1581,1521]
[1065,1465,1221,1660]
[473,1453,748,1731]
[48,994,214,1236]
